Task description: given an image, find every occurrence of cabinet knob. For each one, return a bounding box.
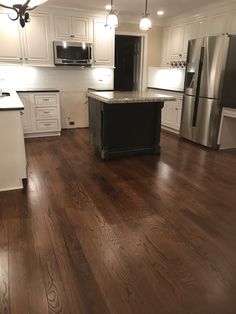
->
[70,35,75,38]
[25,58,28,60]
[19,57,23,60]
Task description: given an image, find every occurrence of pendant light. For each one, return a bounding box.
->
[105,0,118,28]
[139,0,152,31]
[0,0,48,27]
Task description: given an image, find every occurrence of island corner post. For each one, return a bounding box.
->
[88,96,166,160]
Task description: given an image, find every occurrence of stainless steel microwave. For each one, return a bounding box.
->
[53,41,93,66]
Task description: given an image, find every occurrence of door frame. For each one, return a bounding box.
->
[115,31,148,91]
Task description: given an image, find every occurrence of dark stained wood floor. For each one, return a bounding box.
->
[1,129,236,314]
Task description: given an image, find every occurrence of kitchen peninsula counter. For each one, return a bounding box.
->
[87,91,175,160]
[0,90,24,111]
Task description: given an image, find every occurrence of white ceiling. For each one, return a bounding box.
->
[47,0,222,20]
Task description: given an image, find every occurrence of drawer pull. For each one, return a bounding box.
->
[44,123,52,126]
[43,98,50,101]
[43,111,50,114]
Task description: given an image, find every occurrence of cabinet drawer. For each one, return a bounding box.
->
[35,107,58,119]
[36,119,59,131]
[35,94,58,106]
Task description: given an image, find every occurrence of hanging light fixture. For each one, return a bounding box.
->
[0,0,48,27]
[139,0,152,31]
[105,0,118,28]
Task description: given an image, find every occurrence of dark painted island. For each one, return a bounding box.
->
[87,90,175,160]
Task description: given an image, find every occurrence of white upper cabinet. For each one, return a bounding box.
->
[0,12,52,66]
[196,18,209,38]
[161,9,232,65]
[169,25,184,60]
[0,13,23,63]
[54,15,90,41]
[93,20,114,67]
[209,14,229,36]
[23,14,52,65]
[161,28,171,66]
[182,23,195,57]
[229,11,236,34]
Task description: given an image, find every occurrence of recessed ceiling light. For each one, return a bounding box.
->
[105,4,112,11]
[157,10,164,16]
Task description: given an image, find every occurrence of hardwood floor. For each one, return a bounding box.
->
[0,129,236,314]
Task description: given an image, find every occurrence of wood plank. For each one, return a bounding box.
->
[1,128,236,314]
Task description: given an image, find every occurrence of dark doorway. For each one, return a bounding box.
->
[114,35,142,91]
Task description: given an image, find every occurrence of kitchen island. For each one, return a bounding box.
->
[87,90,175,160]
[0,91,27,191]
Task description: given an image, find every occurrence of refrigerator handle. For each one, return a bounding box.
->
[192,47,205,127]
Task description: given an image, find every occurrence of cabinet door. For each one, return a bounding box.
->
[173,100,183,130]
[161,28,171,66]
[55,15,72,40]
[19,94,33,133]
[229,11,236,34]
[72,17,89,41]
[0,13,23,63]
[209,14,229,36]
[162,99,183,132]
[164,101,176,127]
[169,26,184,60]
[196,18,209,38]
[23,14,52,65]
[93,20,114,67]
[182,23,194,58]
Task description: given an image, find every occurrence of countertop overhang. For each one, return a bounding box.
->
[0,90,24,111]
[87,91,176,104]
[17,88,60,93]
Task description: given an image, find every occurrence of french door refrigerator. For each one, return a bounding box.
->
[180,34,236,148]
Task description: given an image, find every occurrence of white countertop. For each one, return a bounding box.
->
[0,90,24,111]
[87,90,176,104]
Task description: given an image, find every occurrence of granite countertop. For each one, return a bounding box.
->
[17,88,60,93]
[0,90,24,111]
[87,90,176,104]
[148,87,184,95]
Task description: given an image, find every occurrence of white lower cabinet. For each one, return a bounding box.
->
[0,110,26,191]
[19,92,61,138]
[162,95,183,133]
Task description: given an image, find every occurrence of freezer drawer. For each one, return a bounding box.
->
[193,97,221,147]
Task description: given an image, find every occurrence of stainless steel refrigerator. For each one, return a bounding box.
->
[180,34,236,148]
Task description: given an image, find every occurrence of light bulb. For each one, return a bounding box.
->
[105,4,112,11]
[157,10,164,16]
[139,16,152,31]
[106,12,118,28]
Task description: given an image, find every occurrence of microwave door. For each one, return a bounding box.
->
[54,42,92,65]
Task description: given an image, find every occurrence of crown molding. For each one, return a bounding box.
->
[162,0,236,26]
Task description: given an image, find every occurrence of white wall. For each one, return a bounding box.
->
[0,65,114,128]
[0,65,113,91]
